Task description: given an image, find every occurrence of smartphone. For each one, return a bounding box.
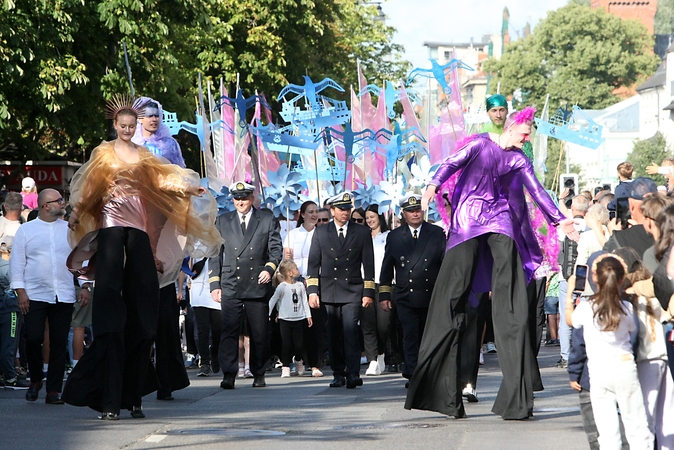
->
[615,197,630,229]
[573,265,588,293]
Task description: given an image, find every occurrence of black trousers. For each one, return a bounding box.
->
[193,306,221,366]
[185,303,199,356]
[361,286,391,361]
[25,300,73,393]
[304,303,326,368]
[459,292,489,390]
[279,319,306,366]
[395,301,428,379]
[63,227,159,414]
[325,302,361,377]
[219,297,269,377]
[154,285,189,396]
[527,277,547,392]
[406,234,535,420]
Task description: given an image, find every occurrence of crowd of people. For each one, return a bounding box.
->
[1,93,673,449]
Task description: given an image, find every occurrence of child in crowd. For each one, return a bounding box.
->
[569,254,652,449]
[269,261,312,378]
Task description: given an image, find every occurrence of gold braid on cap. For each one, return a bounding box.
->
[105,94,146,120]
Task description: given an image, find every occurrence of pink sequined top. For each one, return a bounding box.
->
[101,178,148,233]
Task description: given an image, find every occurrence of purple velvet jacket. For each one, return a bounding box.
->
[430,134,564,289]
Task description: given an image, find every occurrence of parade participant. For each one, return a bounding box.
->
[362,204,391,376]
[189,257,222,377]
[209,181,282,389]
[268,260,312,378]
[409,108,578,420]
[132,97,190,401]
[307,192,375,389]
[284,200,325,377]
[378,194,446,387]
[10,189,76,402]
[316,208,331,226]
[62,95,221,420]
[132,98,185,167]
[481,94,508,133]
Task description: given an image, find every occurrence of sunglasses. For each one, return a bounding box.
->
[44,198,65,206]
[353,218,364,223]
[318,218,330,222]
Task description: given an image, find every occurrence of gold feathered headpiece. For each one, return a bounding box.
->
[105,94,146,120]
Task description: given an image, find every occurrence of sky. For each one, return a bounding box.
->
[382,0,569,70]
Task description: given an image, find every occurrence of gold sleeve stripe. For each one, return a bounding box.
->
[307,278,319,286]
[364,280,375,289]
[379,285,391,293]
[209,276,221,283]
[266,262,277,271]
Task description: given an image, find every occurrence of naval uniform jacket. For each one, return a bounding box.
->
[209,208,282,299]
[306,221,375,303]
[379,222,446,308]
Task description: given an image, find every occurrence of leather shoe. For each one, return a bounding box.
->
[220,373,235,389]
[25,381,42,402]
[329,376,345,388]
[45,391,64,404]
[130,406,145,418]
[252,375,266,387]
[405,381,409,389]
[157,391,174,401]
[346,374,363,389]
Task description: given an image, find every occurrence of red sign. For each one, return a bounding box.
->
[1,166,63,186]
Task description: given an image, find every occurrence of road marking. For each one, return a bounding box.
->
[145,435,167,443]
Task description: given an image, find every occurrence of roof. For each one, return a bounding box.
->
[636,62,666,92]
[573,95,640,133]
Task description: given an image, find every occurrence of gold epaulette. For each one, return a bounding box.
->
[209,276,220,283]
[364,280,375,290]
[265,262,277,271]
[307,277,319,287]
[379,285,391,293]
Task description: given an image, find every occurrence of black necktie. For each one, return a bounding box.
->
[339,227,345,245]
[413,229,417,244]
[241,215,246,234]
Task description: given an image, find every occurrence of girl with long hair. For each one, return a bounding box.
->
[569,254,653,449]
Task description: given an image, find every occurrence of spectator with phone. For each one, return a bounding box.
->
[603,177,657,258]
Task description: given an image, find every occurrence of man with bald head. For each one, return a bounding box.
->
[10,189,76,404]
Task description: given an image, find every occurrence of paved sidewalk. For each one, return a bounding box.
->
[0,345,589,449]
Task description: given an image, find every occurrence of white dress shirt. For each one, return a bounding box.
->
[238,211,251,230]
[336,221,349,238]
[284,225,315,278]
[408,223,423,238]
[189,260,220,310]
[10,218,76,304]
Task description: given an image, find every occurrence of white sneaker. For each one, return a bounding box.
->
[462,383,478,402]
[485,342,497,354]
[365,360,381,376]
[281,367,291,378]
[377,354,386,374]
[360,356,368,365]
[479,350,484,365]
[295,360,305,376]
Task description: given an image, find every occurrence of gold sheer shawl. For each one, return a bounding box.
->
[69,141,223,263]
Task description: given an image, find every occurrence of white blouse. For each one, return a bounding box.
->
[372,230,389,284]
[284,224,315,278]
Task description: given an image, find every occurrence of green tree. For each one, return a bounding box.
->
[0,0,410,164]
[627,132,671,185]
[655,0,674,34]
[484,4,659,111]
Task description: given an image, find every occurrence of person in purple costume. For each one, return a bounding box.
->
[404,107,579,420]
[132,97,186,167]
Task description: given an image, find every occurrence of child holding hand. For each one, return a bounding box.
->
[269,261,312,378]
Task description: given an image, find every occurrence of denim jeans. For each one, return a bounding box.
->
[558,280,571,360]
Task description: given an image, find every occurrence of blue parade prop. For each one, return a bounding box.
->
[249,122,319,156]
[264,165,308,217]
[163,110,228,148]
[209,185,237,215]
[314,123,389,163]
[278,76,350,133]
[407,59,474,95]
[372,122,428,175]
[213,89,271,130]
[358,81,416,120]
[293,159,346,182]
[278,76,345,111]
[352,179,391,211]
[534,105,604,150]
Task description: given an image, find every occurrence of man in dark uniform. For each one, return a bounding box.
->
[307,192,375,389]
[379,194,446,388]
[209,181,282,389]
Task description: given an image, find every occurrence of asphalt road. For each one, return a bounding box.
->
[0,345,589,450]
